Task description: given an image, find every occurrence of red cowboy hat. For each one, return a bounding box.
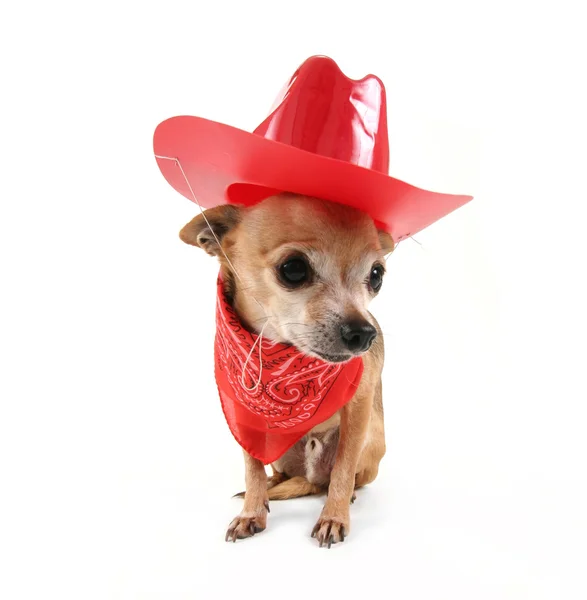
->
[153,55,472,243]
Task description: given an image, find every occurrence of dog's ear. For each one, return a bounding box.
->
[179,205,241,257]
[378,230,395,254]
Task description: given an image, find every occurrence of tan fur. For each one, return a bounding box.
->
[180,193,392,547]
[266,476,323,500]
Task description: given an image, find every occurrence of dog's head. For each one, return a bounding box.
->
[179,194,394,362]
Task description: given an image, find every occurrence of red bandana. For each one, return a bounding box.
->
[214,277,364,464]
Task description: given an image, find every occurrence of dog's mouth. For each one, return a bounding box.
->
[311,349,354,364]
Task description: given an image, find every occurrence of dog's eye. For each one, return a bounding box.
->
[279,258,309,287]
[369,265,384,292]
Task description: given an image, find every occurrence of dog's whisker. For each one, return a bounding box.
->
[250,314,274,323]
[288,337,313,345]
[288,331,313,338]
[235,284,257,293]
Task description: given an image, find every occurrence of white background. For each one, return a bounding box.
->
[1,1,586,599]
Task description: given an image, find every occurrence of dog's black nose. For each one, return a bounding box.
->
[340,320,377,353]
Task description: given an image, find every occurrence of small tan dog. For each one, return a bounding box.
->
[180,192,393,547]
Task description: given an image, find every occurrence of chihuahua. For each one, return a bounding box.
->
[179,192,393,547]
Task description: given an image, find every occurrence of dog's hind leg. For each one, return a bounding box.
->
[354,379,386,490]
[266,476,323,500]
[232,465,288,498]
[267,465,287,490]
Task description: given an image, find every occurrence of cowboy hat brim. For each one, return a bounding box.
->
[154,115,473,243]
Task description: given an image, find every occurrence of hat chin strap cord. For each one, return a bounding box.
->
[239,318,271,392]
[155,154,270,391]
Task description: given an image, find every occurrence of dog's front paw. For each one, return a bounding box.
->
[225,501,269,543]
[311,515,348,548]
[225,515,266,542]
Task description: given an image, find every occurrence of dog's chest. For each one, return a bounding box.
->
[273,413,341,486]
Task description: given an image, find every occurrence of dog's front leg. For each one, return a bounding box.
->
[225,451,269,542]
[312,391,372,547]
